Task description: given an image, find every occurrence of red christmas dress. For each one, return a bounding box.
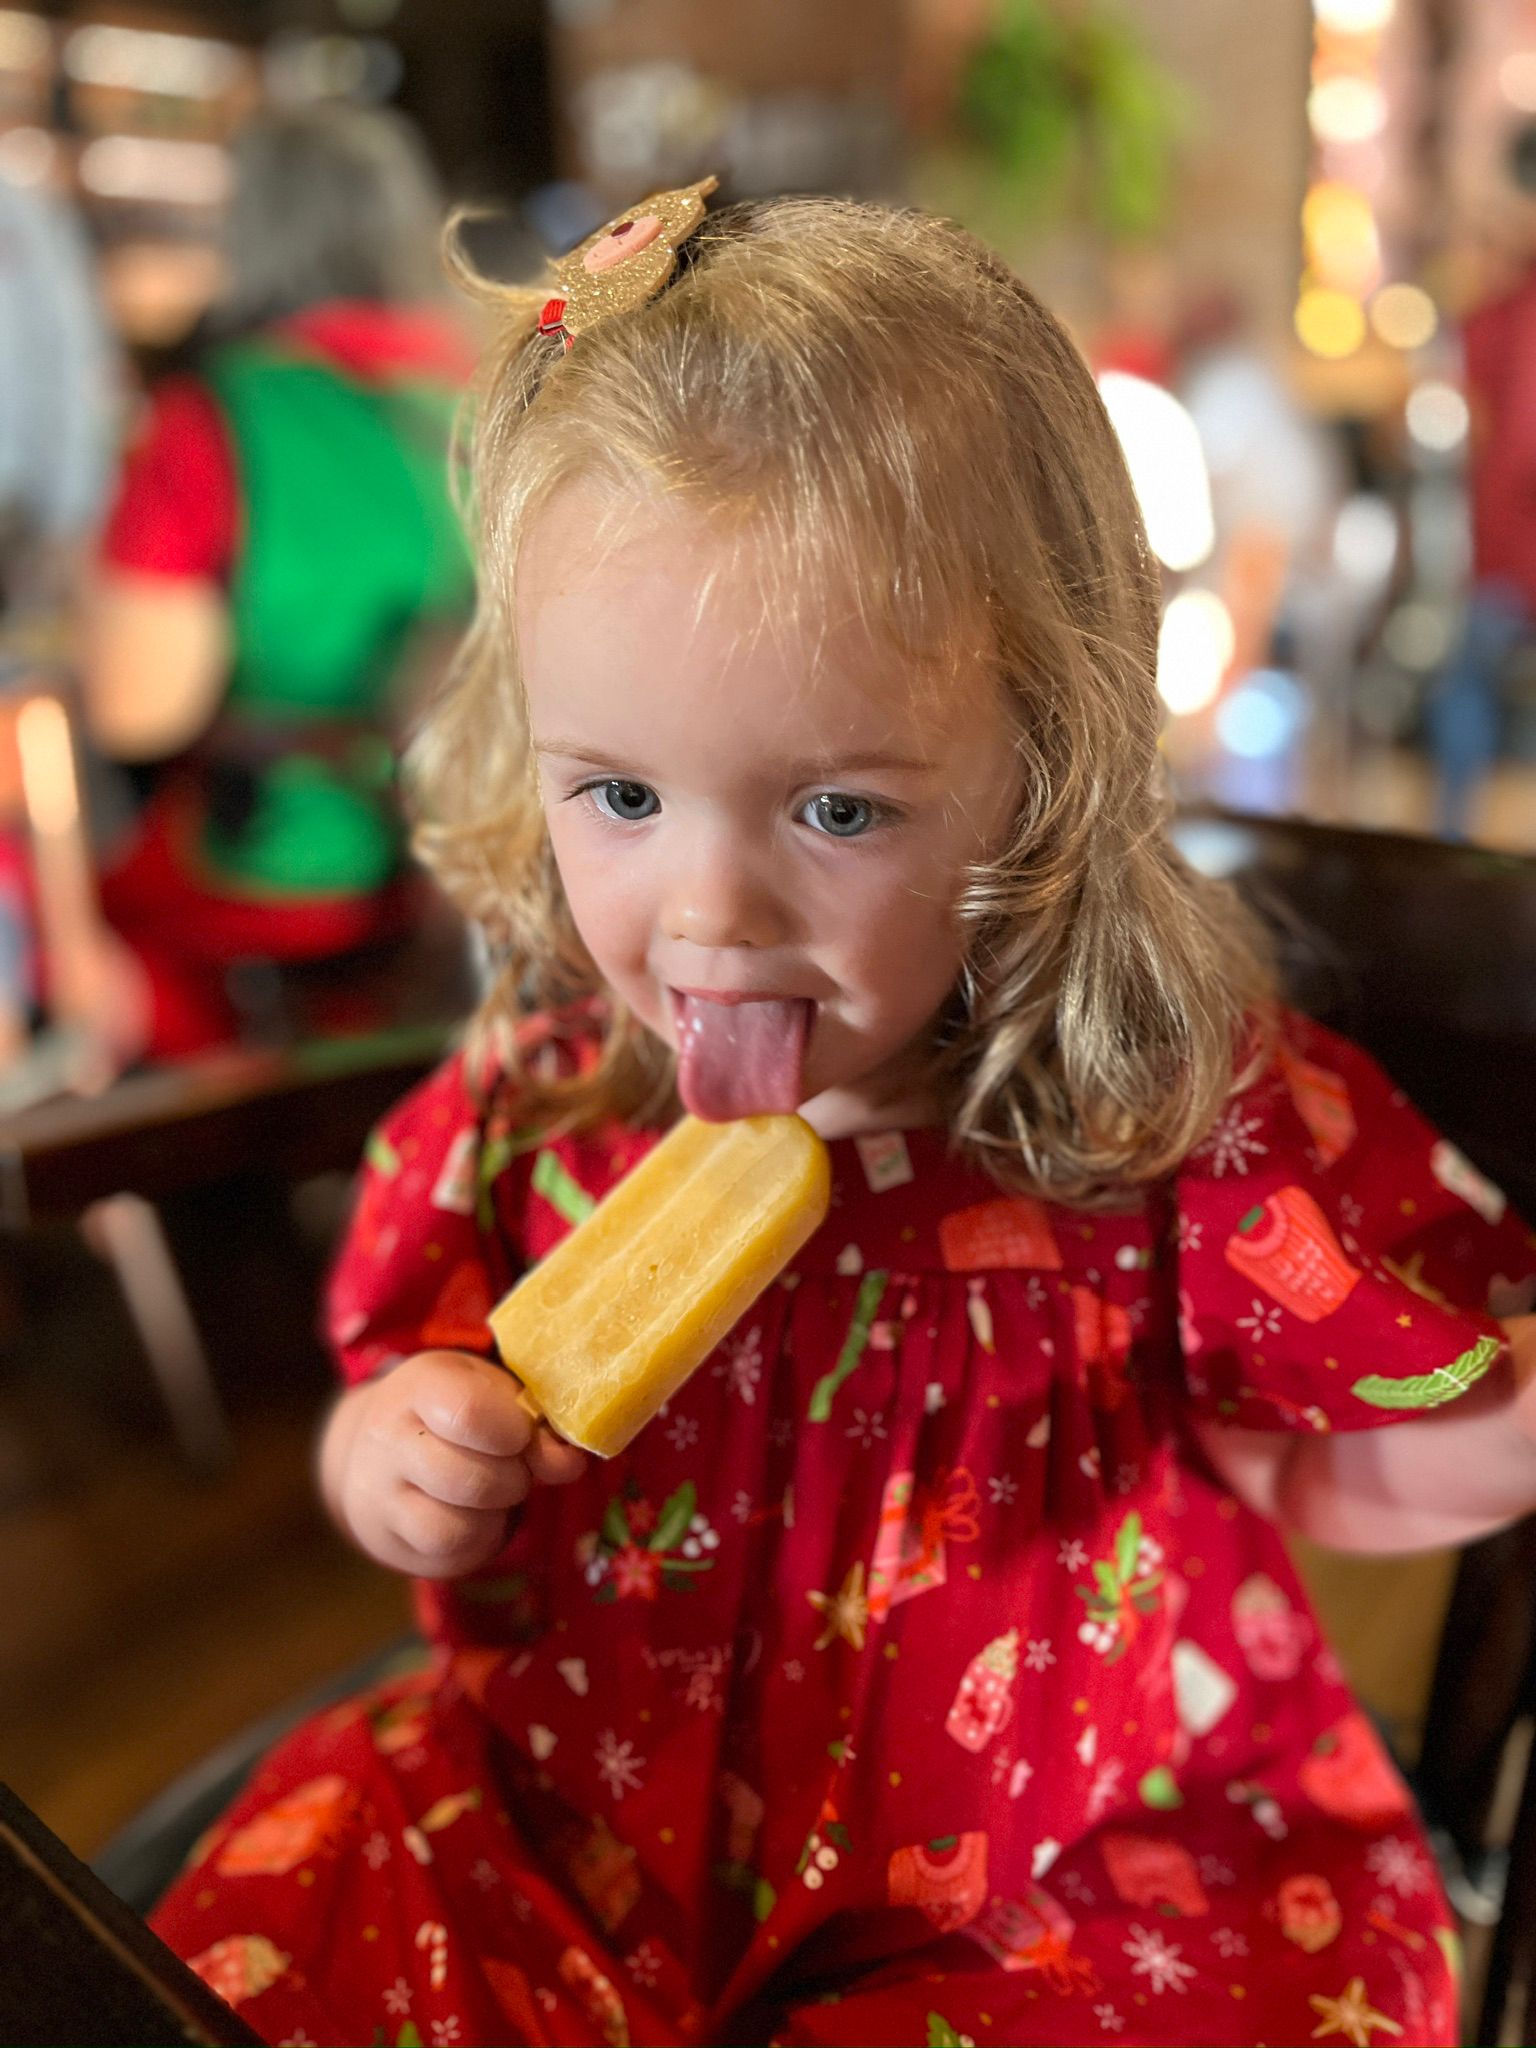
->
[153,1012,1536,2047]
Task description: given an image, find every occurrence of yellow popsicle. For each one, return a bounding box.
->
[488,1114,831,1457]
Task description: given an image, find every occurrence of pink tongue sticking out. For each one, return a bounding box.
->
[675,996,812,1122]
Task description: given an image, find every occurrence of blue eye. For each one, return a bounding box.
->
[801,791,878,838]
[589,779,659,822]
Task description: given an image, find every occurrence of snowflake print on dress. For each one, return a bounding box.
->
[625,1941,662,1987]
[1236,1298,1284,1341]
[1122,1924,1197,1994]
[988,1473,1018,1505]
[1075,1513,1164,1663]
[845,1407,888,1450]
[665,1413,700,1452]
[594,1731,646,1801]
[1023,1638,1056,1673]
[1094,2005,1125,2033]
[712,1326,763,1404]
[1365,1835,1433,1899]
[1191,1103,1269,1178]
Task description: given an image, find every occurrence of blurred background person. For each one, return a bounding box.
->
[79,101,475,1062]
[0,163,117,1081]
[0,165,115,618]
[1425,119,1536,839]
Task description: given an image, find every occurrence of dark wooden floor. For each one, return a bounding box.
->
[0,1200,410,1862]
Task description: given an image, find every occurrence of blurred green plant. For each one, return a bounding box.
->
[945,0,1185,241]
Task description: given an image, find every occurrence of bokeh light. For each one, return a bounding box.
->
[1404,380,1469,452]
[1295,286,1367,358]
[1302,182,1381,294]
[1308,75,1387,144]
[1097,372,1215,573]
[1332,492,1399,585]
[1369,281,1437,349]
[1312,0,1395,32]
[1215,670,1308,760]
[1156,590,1235,715]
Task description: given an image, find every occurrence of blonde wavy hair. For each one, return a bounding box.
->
[410,194,1277,1204]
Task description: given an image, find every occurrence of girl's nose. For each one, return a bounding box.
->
[661,847,786,950]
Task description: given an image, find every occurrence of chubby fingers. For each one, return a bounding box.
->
[400,1426,532,1513]
[524,1424,589,1486]
[407,1350,538,1458]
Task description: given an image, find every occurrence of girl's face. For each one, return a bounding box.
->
[516,484,1019,1138]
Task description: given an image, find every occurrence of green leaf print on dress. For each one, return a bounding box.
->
[1075,1511,1164,1664]
[530,1146,597,1229]
[580,1480,718,1600]
[1352,1334,1501,1410]
[808,1269,889,1421]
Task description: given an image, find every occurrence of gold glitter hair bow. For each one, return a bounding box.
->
[536,176,719,352]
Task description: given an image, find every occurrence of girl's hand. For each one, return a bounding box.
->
[319,1349,587,1578]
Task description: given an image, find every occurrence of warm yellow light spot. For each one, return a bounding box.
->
[884,1642,900,1660]
[1075,1697,1090,1714]
[889,1771,902,1787]
[1396,1314,1413,1328]
[659,1826,676,1844]
[1296,285,1367,359]
[361,1921,377,1937]
[1187,1557,1205,1577]
[297,1869,316,1888]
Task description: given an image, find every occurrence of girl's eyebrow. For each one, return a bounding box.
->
[535,737,936,779]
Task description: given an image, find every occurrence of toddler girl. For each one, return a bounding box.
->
[154,187,1536,2047]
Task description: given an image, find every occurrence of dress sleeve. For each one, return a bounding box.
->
[323,1050,519,1387]
[1174,1017,1536,1433]
[99,377,238,580]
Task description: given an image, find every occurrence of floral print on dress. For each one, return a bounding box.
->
[148,1012,1535,2047]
